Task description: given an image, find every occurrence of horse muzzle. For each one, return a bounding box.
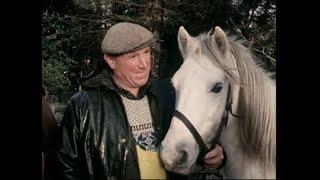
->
[159,143,195,175]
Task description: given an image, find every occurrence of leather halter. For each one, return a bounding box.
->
[173,84,239,167]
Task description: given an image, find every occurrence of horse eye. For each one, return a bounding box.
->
[211,83,223,93]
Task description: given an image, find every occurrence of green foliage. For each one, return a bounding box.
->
[43,0,276,102]
[42,34,75,99]
[42,11,79,101]
[42,8,103,101]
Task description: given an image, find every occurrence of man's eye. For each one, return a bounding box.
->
[211,83,223,93]
[144,49,150,54]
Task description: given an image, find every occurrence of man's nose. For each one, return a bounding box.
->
[137,54,148,68]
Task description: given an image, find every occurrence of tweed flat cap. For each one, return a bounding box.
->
[101,22,153,55]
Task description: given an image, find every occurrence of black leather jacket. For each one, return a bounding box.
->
[57,70,176,180]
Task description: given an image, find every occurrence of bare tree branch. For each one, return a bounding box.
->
[229,18,276,64]
[114,0,145,8]
[252,48,276,64]
[246,6,258,29]
[112,14,144,23]
[229,18,247,40]
[64,14,145,26]
[64,15,107,23]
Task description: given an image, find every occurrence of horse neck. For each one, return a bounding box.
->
[220,115,276,179]
[220,79,276,179]
[220,112,245,178]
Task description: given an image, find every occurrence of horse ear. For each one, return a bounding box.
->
[178,26,191,58]
[213,26,229,55]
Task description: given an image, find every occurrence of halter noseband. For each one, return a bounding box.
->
[173,84,239,176]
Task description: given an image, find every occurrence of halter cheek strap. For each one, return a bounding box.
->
[173,107,229,165]
[173,84,240,165]
[173,110,210,157]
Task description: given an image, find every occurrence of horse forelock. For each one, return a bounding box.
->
[197,32,276,170]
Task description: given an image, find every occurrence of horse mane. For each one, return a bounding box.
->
[198,32,276,169]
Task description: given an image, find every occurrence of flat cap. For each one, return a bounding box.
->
[101,22,153,55]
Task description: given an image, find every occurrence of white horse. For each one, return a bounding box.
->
[160,26,276,179]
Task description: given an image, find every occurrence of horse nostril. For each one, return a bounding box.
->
[176,150,188,166]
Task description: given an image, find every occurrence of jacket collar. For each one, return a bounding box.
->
[81,70,157,100]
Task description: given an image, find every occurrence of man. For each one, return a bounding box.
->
[57,22,225,179]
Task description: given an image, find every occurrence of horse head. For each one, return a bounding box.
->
[160,26,238,175]
[160,26,276,178]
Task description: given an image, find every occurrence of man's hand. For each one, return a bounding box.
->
[203,144,224,170]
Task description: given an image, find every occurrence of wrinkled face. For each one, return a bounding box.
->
[105,47,151,94]
[160,26,230,175]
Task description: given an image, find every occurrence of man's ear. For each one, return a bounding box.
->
[104,54,116,70]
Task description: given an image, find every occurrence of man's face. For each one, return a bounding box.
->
[105,47,151,92]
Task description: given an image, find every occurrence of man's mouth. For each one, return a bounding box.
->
[136,72,148,78]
